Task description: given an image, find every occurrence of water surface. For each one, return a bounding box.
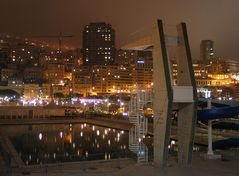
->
[3,123,130,165]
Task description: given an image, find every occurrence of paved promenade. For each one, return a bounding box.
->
[3,153,239,176]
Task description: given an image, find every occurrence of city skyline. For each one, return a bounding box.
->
[0,0,239,59]
[0,5,239,174]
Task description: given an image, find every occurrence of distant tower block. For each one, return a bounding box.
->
[200,40,214,64]
[122,19,197,168]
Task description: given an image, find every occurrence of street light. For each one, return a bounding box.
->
[107,102,111,113]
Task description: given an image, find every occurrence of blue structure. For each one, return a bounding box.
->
[197,99,239,150]
[213,138,239,150]
[197,99,239,121]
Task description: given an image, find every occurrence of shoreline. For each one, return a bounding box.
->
[0,117,133,131]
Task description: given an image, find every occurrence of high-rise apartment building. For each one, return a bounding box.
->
[200,40,214,64]
[82,22,116,65]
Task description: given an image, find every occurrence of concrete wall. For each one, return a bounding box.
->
[0,106,65,119]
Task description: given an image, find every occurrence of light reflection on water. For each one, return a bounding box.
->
[8,123,130,165]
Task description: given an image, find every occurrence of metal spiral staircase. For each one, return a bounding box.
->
[128,89,152,164]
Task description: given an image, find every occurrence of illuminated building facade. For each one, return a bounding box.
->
[8,78,23,87]
[116,50,137,65]
[92,65,132,94]
[40,83,51,101]
[73,66,92,96]
[71,49,153,95]
[82,22,116,65]
[9,43,40,67]
[62,49,82,72]
[116,50,153,89]
[46,64,65,84]
[132,64,153,87]
[53,85,70,97]
[218,58,239,73]
[172,57,239,100]
[23,67,43,83]
[39,52,61,67]
[200,40,214,64]
[23,84,39,101]
[1,68,16,82]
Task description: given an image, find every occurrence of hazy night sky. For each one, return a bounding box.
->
[0,0,239,59]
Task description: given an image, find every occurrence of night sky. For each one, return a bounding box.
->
[0,0,239,59]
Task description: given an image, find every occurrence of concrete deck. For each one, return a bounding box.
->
[2,153,239,176]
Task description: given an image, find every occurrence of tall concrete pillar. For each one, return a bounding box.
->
[176,23,197,166]
[153,20,197,167]
[153,19,173,168]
